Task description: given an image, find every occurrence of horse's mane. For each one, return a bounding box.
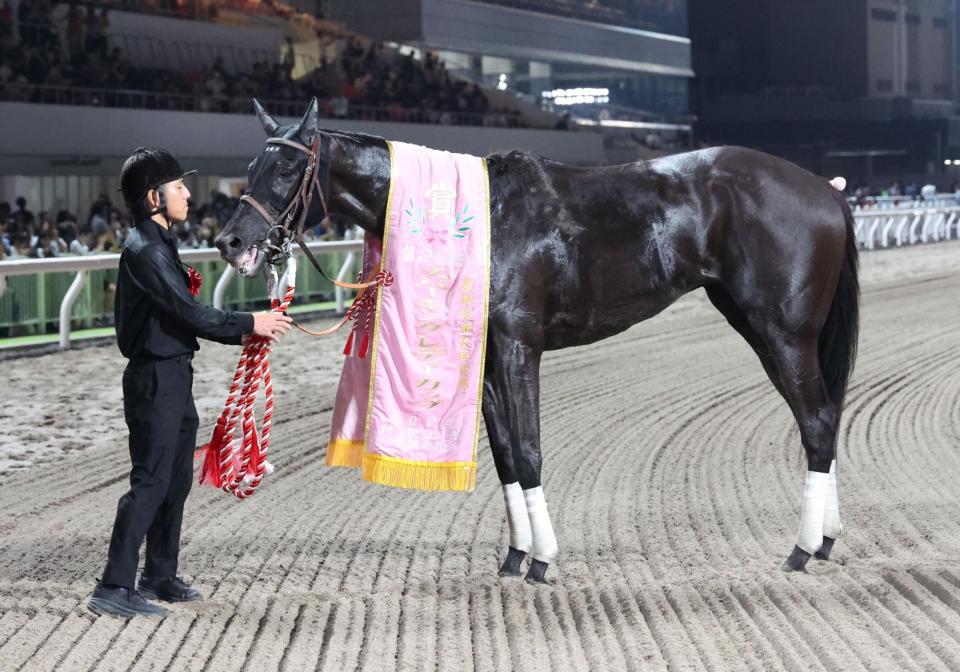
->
[320,127,543,166]
[319,127,389,147]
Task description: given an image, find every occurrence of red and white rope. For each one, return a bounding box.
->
[202,257,296,500]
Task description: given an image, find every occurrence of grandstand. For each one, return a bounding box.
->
[0,0,692,344]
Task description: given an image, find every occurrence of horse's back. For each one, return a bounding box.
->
[484,145,849,350]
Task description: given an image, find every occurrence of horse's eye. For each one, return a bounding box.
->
[280,167,295,178]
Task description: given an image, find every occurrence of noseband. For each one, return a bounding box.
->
[239,134,377,290]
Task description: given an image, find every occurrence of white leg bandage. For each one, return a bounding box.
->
[797,470,829,554]
[523,486,558,563]
[823,460,843,539]
[503,482,532,553]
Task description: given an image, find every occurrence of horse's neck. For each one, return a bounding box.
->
[327,134,391,239]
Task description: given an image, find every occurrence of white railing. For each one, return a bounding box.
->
[851,194,960,210]
[0,239,363,350]
[852,206,960,250]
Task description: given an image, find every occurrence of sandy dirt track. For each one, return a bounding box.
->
[1,242,959,671]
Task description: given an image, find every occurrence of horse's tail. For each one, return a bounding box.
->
[818,193,860,413]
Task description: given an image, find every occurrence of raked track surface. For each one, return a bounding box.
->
[1,242,959,671]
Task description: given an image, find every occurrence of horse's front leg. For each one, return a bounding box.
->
[481,384,530,577]
[482,333,558,583]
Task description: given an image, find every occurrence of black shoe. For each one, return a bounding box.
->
[88,581,168,618]
[138,575,202,603]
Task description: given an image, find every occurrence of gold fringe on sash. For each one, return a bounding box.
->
[361,453,477,492]
[325,439,364,467]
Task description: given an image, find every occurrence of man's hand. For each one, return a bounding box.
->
[247,311,293,344]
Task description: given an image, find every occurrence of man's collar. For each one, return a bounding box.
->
[136,217,176,246]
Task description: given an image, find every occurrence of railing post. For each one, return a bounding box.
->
[36,271,47,335]
[213,264,236,310]
[895,216,909,246]
[867,219,881,249]
[59,270,86,350]
[909,213,923,244]
[335,228,359,315]
[335,252,356,315]
[881,216,895,247]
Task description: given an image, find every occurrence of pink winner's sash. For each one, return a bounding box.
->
[326,141,491,492]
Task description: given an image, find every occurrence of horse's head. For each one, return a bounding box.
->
[215,97,322,276]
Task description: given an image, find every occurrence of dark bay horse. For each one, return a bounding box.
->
[216,98,859,582]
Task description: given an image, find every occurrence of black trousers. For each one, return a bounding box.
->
[102,353,199,588]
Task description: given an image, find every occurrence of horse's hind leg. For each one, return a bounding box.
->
[708,286,839,565]
[709,279,846,571]
[748,323,841,572]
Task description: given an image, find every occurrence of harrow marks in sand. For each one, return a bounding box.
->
[1,246,960,671]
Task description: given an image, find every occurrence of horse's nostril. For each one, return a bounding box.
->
[228,236,243,249]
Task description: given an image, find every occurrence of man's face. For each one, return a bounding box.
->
[158,179,190,222]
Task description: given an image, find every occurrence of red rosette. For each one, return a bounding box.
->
[186,265,203,297]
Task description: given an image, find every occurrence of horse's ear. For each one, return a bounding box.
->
[253,98,280,136]
[298,97,320,143]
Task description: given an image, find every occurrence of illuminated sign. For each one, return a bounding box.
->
[542,87,610,105]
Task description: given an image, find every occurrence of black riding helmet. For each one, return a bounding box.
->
[119,147,197,217]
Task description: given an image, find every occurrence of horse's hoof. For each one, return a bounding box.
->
[524,559,550,584]
[781,545,812,572]
[814,536,835,561]
[498,547,527,577]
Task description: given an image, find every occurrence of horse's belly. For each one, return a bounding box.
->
[542,290,684,350]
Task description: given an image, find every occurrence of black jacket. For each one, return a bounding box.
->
[114,217,254,360]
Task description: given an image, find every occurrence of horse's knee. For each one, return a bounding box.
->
[801,404,838,472]
[514,446,543,489]
[490,443,517,483]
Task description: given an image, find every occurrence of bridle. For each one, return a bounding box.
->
[239,133,380,291]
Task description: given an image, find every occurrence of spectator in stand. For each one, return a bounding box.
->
[97,8,110,53]
[67,4,84,61]
[91,223,117,253]
[56,209,77,244]
[16,0,34,46]
[69,229,93,255]
[35,214,67,257]
[13,196,34,230]
[86,194,110,230]
[0,201,12,255]
[10,230,33,258]
[84,6,104,57]
[89,202,109,237]
[0,1,12,41]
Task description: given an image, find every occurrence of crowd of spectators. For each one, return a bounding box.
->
[0,188,340,263]
[849,180,955,199]
[0,0,130,102]
[0,1,529,127]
